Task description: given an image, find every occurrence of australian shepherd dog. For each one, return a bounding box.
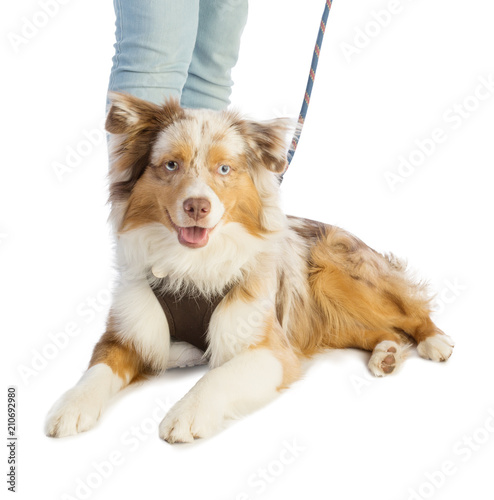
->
[45,92,454,443]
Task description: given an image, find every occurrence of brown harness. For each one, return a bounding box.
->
[149,279,228,352]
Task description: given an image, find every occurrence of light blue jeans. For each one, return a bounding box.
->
[108,0,248,110]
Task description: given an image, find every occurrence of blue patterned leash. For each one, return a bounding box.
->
[282,0,334,179]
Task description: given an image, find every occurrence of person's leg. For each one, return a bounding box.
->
[181,0,248,110]
[108,0,200,105]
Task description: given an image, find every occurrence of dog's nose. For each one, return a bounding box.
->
[183,197,211,221]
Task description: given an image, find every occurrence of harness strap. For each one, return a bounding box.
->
[282,0,334,178]
[150,279,228,352]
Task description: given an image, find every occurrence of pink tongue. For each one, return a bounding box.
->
[181,226,208,244]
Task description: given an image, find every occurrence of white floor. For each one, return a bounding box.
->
[3,1,493,499]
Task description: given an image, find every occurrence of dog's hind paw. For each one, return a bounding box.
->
[417,334,454,362]
[368,340,408,377]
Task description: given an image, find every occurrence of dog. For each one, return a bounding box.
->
[45,92,454,443]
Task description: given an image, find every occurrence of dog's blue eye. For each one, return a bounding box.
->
[218,165,230,175]
[165,161,179,171]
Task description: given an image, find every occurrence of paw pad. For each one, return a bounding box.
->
[381,350,396,373]
[368,341,406,377]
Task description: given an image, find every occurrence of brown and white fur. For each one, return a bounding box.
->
[45,93,454,443]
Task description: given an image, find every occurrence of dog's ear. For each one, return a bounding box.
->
[106,91,183,135]
[106,93,185,207]
[237,118,293,174]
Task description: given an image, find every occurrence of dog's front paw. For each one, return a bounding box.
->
[45,389,102,438]
[45,386,104,438]
[417,334,454,362]
[159,391,225,443]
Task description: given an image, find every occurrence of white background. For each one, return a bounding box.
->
[2,0,494,499]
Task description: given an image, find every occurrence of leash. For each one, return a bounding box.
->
[282,0,334,180]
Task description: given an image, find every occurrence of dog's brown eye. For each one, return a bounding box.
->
[218,165,231,176]
[165,161,179,171]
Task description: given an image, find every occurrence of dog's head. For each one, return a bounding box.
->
[106,92,291,250]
